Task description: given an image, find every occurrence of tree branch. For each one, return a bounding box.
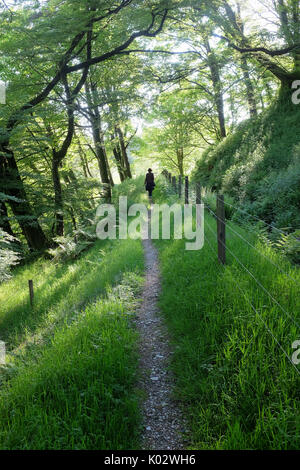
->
[65,10,169,73]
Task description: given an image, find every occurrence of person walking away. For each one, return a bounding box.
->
[144,168,155,202]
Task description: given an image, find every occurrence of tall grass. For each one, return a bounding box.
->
[153,177,300,449]
[0,235,144,448]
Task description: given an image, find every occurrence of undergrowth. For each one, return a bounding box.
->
[192,95,300,257]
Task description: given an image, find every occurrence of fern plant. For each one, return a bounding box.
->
[0,229,21,282]
[273,230,300,264]
[47,225,98,262]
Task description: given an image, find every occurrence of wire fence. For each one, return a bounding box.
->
[203,220,300,376]
[162,171,300,376]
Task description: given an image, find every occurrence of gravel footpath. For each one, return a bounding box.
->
[135,207,186,450]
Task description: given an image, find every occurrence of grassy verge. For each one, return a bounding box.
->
[153,177,300,449]
[191,95,300,236]
[0,233,144,449]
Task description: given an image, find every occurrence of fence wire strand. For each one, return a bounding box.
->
[163,173,300,373]
[204,220,300,376]
[204,203,300,285]
[205,220,300,330]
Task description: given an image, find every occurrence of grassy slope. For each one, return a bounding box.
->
[192,95,300,232]
[153,178,300,449]
[0,199,144,448]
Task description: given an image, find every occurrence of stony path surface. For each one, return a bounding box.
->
[135,207,186,450]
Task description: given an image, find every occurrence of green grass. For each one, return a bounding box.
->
[0,238,142,350]
[153,177,300,449]
[0,234,144,449]
[1,175,299,450]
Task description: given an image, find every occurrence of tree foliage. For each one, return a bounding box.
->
[0,0,299,263]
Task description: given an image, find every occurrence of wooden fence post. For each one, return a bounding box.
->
[217,194,226,264]
[196,182,201,205]
[185,176,189,204]
[178,175,182,198]
[168,172,172,183]
[28,280,34,307]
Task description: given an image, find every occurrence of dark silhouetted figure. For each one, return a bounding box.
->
[144,168,155,201]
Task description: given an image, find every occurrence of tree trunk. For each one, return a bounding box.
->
[112,141,126,182]
[52,154,64,236]
[85,82,112,200]
[93,127,112,200]
[77,138,90,178]
[0,146,48,250]
[115,126,132,178]
[176,148,184,176]
[49,71,87,236]
[240,55,257,117]
[91,85,114,187]
[206,41,226,139]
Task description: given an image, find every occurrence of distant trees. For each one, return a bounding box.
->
[139,89,205,175]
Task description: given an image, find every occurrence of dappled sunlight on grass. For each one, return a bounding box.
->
[0,239,144,351]
[0,233,144,449]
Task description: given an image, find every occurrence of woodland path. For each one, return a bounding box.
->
[135,207,186,450]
